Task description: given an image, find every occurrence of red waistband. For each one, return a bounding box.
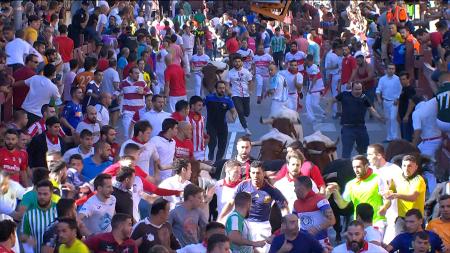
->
[422,136,441,142]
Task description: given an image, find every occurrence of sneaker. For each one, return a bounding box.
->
[245,128,252,135]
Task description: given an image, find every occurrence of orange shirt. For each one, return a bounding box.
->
[73,71,94,92]
[426,218,450,246]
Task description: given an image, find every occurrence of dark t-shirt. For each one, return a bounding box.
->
[204,94,234,128]
[269,232,323,253]
[131,218,181,253]
[336,91,372,125]
[398,85,416,118]
[389,230,443,253]
[112,186,133,218]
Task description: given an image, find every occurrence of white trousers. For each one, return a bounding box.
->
[255,74,270,97]
[270,100,289,116]
[419,138,442,195]
[194,150,206,161]
[122,110,134,139]
[184,49,193,73]
[194,72,203,96]
[169,95,187,112]
[383,100,400,141]
[287,93,299,111]
[248,220,271,253]
[154,72,164,95]
[305,92,325,121]
[330,74,341,114]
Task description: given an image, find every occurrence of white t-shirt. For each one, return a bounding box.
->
[285,51,307,72]
[0,180,25,221]
[236,48,254,70]
[191,54,210,73]
[156,49,169,76]
[280,70,303,94]
[96,13,108,33]
[214,179,239,216]
[365,226,382,244]
[131,176,144,222]
[141,109,171,137]
[5,38,32,65]
[306,64,324,92]
[101,67,120,95]
[95,104,110,126]
[253,53,273,77]
[76,121,101,143]
[182,33,195,50]
[119,139,159,174]
[274,176,319,211]
[150,135,176,181]
[325,51,341,75]
[413,99,442,139]
[228,68,253,97]
[79,194,116,235]
[22,75,61,117]
[271,73,288,102]
[376,75,402,101]
[159,176,191,210]
[63,146,94,162]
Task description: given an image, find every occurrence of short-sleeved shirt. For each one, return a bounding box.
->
[165,64,186,97]
[342,172,385,222]
[0,148,28,183]
[81,156,112,180]
[22,75,60,117]
[131,218,181,252]
[168,204,208,247]
[85,232,137,253]
[293,191,331,240]
[228,68,253,97]
[392,174,426,217]
[389,231,443,253]
[225,210,252,253]
[59,239,89,253]
[62,101,82,130]
[235,180,287,222]
[21,203,58,253]
[398,85,416,118]
[436,82,450,123]
[79,194,116,235]
[76,121,101,143]
[269,231,323,253]
[83,81,101,107]
[336,92,372,125]
[427,218,450,246]
[73,71,94,93]
[204,94,234,127]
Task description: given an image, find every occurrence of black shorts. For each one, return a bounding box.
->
[108,98,120,112]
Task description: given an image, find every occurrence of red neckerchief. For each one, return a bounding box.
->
[132,137,146,145]
[244,160,251,180]
[346,241,369,252]
[0,245,14,253]
[286,173,296,182]
[45,132,59,145]
[303,190,316,199]
[290,49,298,54]
[288,68,298,75]
[223,178,242,188]
[83,118,95,124]
[357,168,373,182]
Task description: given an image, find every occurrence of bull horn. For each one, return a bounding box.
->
[199,162,214,173]
[334,137,340,146]
[251,141,262,146]
[307,149,323,155]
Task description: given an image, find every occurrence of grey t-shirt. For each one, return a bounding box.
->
[168,205,208,247]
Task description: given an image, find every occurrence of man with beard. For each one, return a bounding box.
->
[332,220,387,252]
[225,191,266,253]
[85,213,137,252]
[280,60,303,112]
[81,141,113,181]
[205,81,237,161]
[0,129,29,186]
[284,42,307,74]
[340,45,356,93]
[269,214,325,253]
[76,106,101,143]
[329,155,389,235]
[62,129,94,163]
[386,209,443,253]
[78,173,116,235]
[219,161,288,253]
[100,125,119,162]
[253,44,273,104]
[21,180,58,253]
[57,218,89,253]
[215,160,242,219]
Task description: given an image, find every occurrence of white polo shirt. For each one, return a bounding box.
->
[119,139,159,174]
[325,51,341,76]
[141,109,171,137]
[214,179,239,216]
[376,75,402,101]
[159,176,191,210]
[6,38,32,65]
[95,104,110,126]
[76,121,101,143]
[22,75,60,117]
[151,135,175,181]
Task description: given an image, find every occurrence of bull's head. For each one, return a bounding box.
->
[303,137,339,173]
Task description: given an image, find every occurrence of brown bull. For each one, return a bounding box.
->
[258,138,288,161]
[385,139,420,162]
[301,140,338,173]
[271,118,298,140]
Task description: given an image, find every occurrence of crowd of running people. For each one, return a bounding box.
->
[0,0,449,252]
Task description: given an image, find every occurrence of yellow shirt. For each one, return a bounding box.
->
[24,27,38,44]
[393,175,426,217]
[427,218,450,246]
[59,239,90,253]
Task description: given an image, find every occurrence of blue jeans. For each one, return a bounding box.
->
[341,125,369,159]
[400,119,413,142]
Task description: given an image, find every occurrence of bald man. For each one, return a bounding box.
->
[164,54,187,112]
[95,92,113,126]
[174,121,194,159]
[76,105,101,142]
[267,63,289,116]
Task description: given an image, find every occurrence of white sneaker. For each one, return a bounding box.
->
[245,128,252,135]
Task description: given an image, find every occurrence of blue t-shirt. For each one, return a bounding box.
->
[62,101,82,130]
[269,232,323,253]
[81,156,113,180]
[393,43,406,65]
[118,56,128,70]
[235,180,287,222]
[389,230,443,253]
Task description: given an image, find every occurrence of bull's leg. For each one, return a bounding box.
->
[260,116,273,125]
[293,123,304,142]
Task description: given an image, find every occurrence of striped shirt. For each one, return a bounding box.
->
[271,35,286,53]
[188,111,205,152]
[253,54,274,77]
[120,78,151,112]
[285,51,307,72]
[225,210,252,253]
[22,203,58,253]
[27,118,66,138]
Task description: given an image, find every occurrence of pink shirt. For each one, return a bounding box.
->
[295,37,309,54]
[168,43,183,66]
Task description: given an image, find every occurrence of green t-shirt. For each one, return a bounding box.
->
[436,82,450,123]
[342,173,386,222]
[20,189,60,211]
[225,210,253,253]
